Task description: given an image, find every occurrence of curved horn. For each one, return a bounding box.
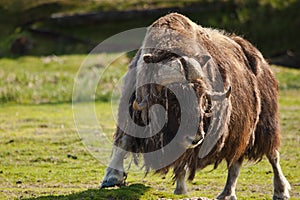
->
[208,86,232,101]
[198,86,232,159]
[143,50,175,63]
[181,55,211,80]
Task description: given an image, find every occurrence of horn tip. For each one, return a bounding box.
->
[133,100,139,111]
[226,86,232,98]
[143,53,153,63]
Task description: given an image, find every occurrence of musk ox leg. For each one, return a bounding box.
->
[174,168,187,194]
[100,135,129,188]
[216,159,243,200]
[267,150,291,200]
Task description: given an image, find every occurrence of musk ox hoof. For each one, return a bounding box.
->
[215,194,237,200]
[273,194,290,200]
[101,177,124,188]
[174,187,187,195]
[272,176,291,200]
[100,168,126,189]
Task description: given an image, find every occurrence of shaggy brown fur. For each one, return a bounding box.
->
[114,13,280,182]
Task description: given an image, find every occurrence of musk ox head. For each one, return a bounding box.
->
[133,52,210,111]
[132,46,231,151]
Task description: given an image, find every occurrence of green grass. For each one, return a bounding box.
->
[0,95,299,199]
[0,54,299,199]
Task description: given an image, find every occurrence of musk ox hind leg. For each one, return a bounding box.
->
[100,134,130,188]
[216,159,243,200]
[267,150,291,200]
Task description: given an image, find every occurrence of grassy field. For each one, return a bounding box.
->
[0,54,300,199]
[0,54,129,103]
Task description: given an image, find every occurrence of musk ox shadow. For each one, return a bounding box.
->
[101,13,290,200]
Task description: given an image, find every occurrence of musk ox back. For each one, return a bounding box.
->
[101,13,290,199]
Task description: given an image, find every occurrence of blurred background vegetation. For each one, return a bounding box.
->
[0,0,299,57]
[0,0,299,104]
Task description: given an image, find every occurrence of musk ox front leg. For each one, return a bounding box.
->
[267,150,291,200]
[100,134,130,188]
[174,168,187,194]
[216,159,243,200]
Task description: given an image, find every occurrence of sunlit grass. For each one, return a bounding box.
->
[0,54,299,199]
[0,54,128,103]
[0,91,299,199]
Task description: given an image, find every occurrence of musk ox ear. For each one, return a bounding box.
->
[181,55,211,81]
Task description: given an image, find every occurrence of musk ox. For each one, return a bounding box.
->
[101,13,290,199]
